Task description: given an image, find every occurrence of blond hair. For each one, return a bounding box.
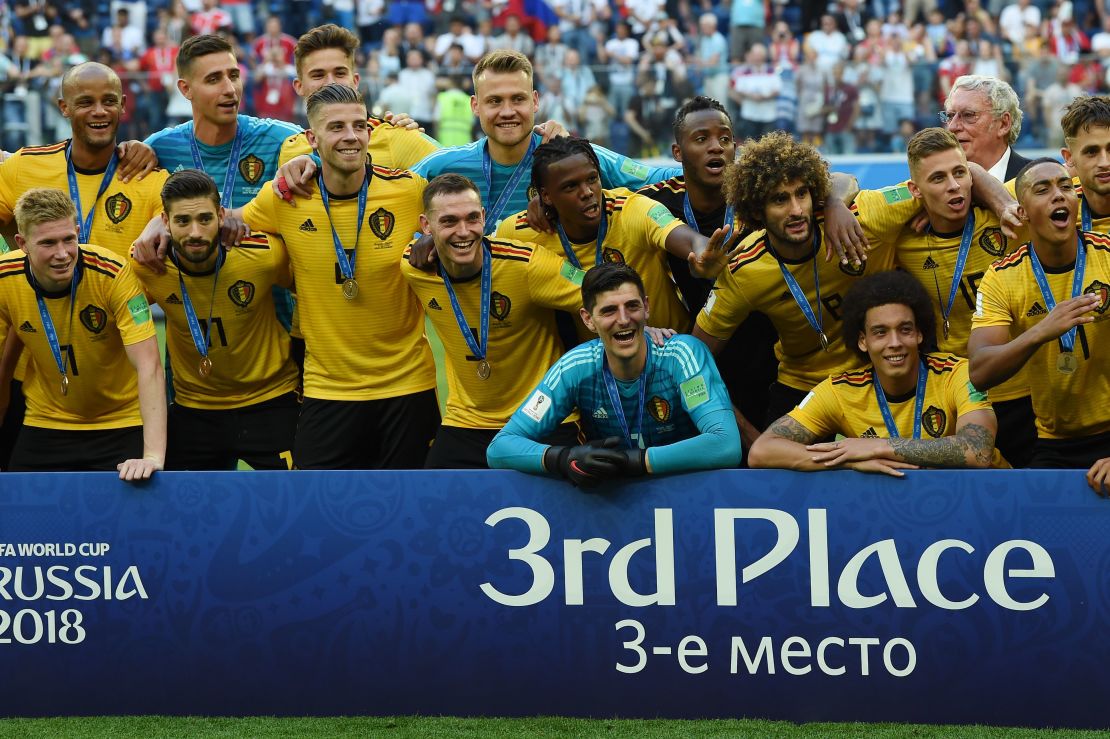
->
[472,49,533,90]
[14,188,77,239]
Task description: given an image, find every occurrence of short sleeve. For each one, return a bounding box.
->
[785,377,843,438]
[110,263,157,345]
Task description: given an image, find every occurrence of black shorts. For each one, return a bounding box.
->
[1030,430,1110,469]
[425,421,581,469]
[764,381,810,429]
[716,312,779,434]
[166,392,300,471]
[9,425,143,472]
[0,380,26,471]
[294,389,440,469]
[993,395,1037,469]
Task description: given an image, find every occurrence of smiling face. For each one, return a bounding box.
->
[1063,123,1110,201]
[294,47,359,98]
[470,69,539,151]
[580,282,650,366]
[907,146,972,232]
[1018,161,1078,245]
[58,66,124,152]
[539,153,603,237]
[858,303,923,388]
[421,188,486,278]
[179,52,243,128]
[17,217,80,293]
[673,108,735,192]
[306,102,370,177]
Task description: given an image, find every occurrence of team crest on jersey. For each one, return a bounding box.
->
[648,396,671,423]
[369,207,395,239]
[839,258,865,276]
[1084,280,1110,314]
[104,193,132,224]
[79,303,107,334]
[978,228,1006,257]
[238,154,265,184]
[602,247,626,264]
[490,291,511,320]
[527,185,538,201]
[227,279,255,307]
[922,406,947,438]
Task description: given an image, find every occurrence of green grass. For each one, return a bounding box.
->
[0,717,1103,738]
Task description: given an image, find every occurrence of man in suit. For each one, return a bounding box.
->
[942,75,1030,182]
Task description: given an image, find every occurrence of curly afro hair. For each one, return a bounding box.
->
[724,131,830,229]
[840,270,938,365]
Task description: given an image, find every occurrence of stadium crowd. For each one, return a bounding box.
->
[5,0,1110,155]
[0,13,1106,493]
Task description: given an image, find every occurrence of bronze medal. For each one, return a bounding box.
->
[943,319,950,340]
[60,374,69,397]
[819,332,830,351]
[199,356,213,377]
[1057,352,1077,375]
[477,359,491,380]
[342,278,359,300]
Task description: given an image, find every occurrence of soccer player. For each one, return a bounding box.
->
[749,270,1003,476]
[895,127,1036,467]
[1059,95,1110,233]
[486,263,741,485]
[496,136,736,341]
[969,158,1110,489]
[0,61,169,468]
[401,174,585,468]
[693,132,902,446]
[0,188,165,479]
[240,83,437,470]
[131,170,299,470]
[278,24,438,171]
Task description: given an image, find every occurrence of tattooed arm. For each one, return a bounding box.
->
[748,415,829,471]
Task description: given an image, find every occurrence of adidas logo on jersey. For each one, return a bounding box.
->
[428,298,442,310]
[299,219,318,232]
[166,293,183,305]
[18,320,35,333]
[861,427,879,438]
[593,407,609,419]
[923,256,939,270]
[1027,302,1048,317]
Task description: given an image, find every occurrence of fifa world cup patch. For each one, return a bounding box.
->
[127,294,151,325]
[680,375,709,410]
[560,261,585,285]
[879,184,912,204]
[620,159,650,180]
[522,390,552,422]
[966,381,988,403]
[647,203,677,228]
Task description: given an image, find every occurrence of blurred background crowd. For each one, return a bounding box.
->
[0,0,1103,156]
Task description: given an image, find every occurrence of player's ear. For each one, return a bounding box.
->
[56,96,69,119]
[857,332,867,355]
[13,233,26,251]
[177,77,191,101]
[579,307,597,333]
[642,294,650,320]
[305,128,318,151]
[161,211,170,229]
[671,142,682,163]
[419,213,432,235]
[906,179,921,200]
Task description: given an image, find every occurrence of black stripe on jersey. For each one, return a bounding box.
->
[636,177,686,196]
[0,257,26,279]
[488,238,533,258]
[82,250,124,270]
[1085,230,1110,253]
[512,214,530,230]
[992,244,1031,272]
[82,263,119,280]
[370,165,414,180]
[831,368,874,388]
[729,237,768,273]
[924,353,961,374]
[605,195,630,214]
[238,235,271,250]
[490,252,529,263]
[20,141,67,156]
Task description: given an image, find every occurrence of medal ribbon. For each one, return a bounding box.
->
[683,191,734,239]
[770,229,827,347]
[940,212,976,330]
[34,256,81,384]
[482,134,538,234]
[1082,198,1092,232]
[319,167,369,285]
[556,197,609,269]
[874,361,929,439]
[1028,232,1086,354]
[189,123,245,209]
[440,240,491,362]
[65,143,119,244]
[170,245,225,365]
[602,341,651,449]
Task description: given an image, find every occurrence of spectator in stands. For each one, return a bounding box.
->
[626,73,671,156]
[253,46,297,121]
[848,45,883,152]
[164,0,191,46]
[579,85,615,147]
[769,21,800,69]
[253,17,297,66]
[924,8,954,58]
[400,22,427,58]
[101,8,144,61]
[1040,67,1084,148]
[806,14,850,72]
[357,0,387,52]
[0,37,40,152]
[832,0,870,45]
[729,0,766,62]
[559,49,597,125]
[731,43,781,142]
[936,40,973,103]
[534,26,570,87]
[375,28,404,79]
[538,75,574,129]
[972,39,1008,81]
[822,61,858,154]
[1048,14,1089,65]
[435,15,486,64]
[440,44,471,78]
[602,21,639,112]
[796,45,827,147]
[138,29,178,136]
[879,35,915,152]
[11,0,58,59]
[999,0,1042,49]
[190,0,232,37]
[551,0,598,62]
[943,75,1029,181]
[397,49,437,132]
[626,0,664,39]
[695,13,730,104]
[492,14,536,57]
[435,76,473,147]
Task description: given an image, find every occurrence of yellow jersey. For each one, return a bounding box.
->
[241,165,435,400]
[972,231,1110,439]
[495,188,687,340]
[132,232,299,410]
[0,244,156,430]
[278,116,440,170]
[401,237,584,428]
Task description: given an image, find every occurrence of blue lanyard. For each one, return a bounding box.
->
[481,134,538,234]
[170,245,224,363]
[440,240,491,361]
[189,123,245,209]
[939,212,976,331]
[1028,232,1086,353]
[601,342,650,449]
[65,143,119,244]
[874,361,929,439]
[683,191,734,239]
[34,258,80,385]
[556,198,609,269]
[770,229,828,349]
[319,168,369,283]
[1082,198,1092,231]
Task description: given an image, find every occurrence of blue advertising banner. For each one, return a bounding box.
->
[0,470,1105,727]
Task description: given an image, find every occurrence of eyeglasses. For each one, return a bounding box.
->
[938,109,987,126]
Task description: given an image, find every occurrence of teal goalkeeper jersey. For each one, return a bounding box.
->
[487,335,740,475]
